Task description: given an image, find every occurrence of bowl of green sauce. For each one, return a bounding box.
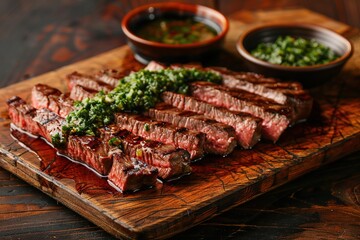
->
[236,24,353,87]
[121,2,229,64]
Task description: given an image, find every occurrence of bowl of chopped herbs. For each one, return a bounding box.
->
[236,24,353,87]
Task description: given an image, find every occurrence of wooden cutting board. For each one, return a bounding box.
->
[0,9,359,239]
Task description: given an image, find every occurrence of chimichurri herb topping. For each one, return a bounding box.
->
[144,123,150,131]
[61,68,221,138]
[251,36,339,67]
[109,137,122,147]
[136,18,217,44]
[51,132,67,149]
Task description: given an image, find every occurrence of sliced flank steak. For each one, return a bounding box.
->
[66,71,113,92]
[100,125,191,179]
[161,91,262,149]
[146,61,313,124]
[189,81,292,142]
[207,67,313,123]
[31,84,192,179]
[115,113,205,160]
[146,103,237,155]
[7,96,158,191]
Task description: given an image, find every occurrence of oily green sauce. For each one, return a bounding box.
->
[251,36,339,67]
[52,68,221,146]
[135,17,217,44]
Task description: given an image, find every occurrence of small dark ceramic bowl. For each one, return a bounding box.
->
[121,2,229,64]
[236,24,353,88]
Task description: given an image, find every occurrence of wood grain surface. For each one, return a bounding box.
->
[1,8,360,240]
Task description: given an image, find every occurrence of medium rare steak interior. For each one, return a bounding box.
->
[7,61,313,192]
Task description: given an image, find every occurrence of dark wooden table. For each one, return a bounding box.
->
[1,1,359,239]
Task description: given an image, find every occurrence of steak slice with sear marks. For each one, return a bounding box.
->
[100,125,191,180]
[7,96,158,191]
[207,67,313,123]
[31,84,192,179]
[189,81,291,142]
[108,151,158,192]
[161,91,262,149]
[70,84,99,102]
[32,84,74,118]
[67,71,113,92]
[148,61,312,124]
[146,103,237,155]
[115,113,205,160]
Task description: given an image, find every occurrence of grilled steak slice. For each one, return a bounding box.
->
[100,125,191,179]
[153,61,312,123]
[67,80,221,156]
[7,96,158,190]
[108,152,158,192]
[70,84,98,101]
[189,82,291,142]
[67,72,113,92]
[115,113,205,159]
[69,84,96,101]
[32,84,74,118]
[31,84,192,179]
[208,67,313,123]
[145,61,167,71]
[161,91,262,148]
[7,96,39,136]
[64,135,113,175]
[8,97,63,144]
[146,103,237,155]
[8,97,112,174]
[94,69,125,88]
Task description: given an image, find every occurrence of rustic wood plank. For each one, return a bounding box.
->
[0,8,359,239]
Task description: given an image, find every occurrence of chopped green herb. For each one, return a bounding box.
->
[136,18,217,44]
[51,132,67,149]
[144,123,150,131]
[108,137,122,147]
[251,36,339,67]
[62,68,221,136]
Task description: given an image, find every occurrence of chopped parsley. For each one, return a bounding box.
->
[51,132,67,149]
[108,137,122,147]
[251,36,339,66]
[144,123,150,131]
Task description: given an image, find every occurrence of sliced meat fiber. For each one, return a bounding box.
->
[31,84,192,179]
[66,71,113,92]
[108,151,158,192]
[115,113,205,160]
[70,84,98,102]
[146,61,313,124]
[7,96,158,191]
[100,125,191,180]
[32,84,74,118]
[207,67,313,123]
[146,103,237,155]
[161,91,262,149]
[189,82,291,142]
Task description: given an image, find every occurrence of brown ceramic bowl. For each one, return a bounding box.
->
[236,24,353,88]
[121,2,229,64]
